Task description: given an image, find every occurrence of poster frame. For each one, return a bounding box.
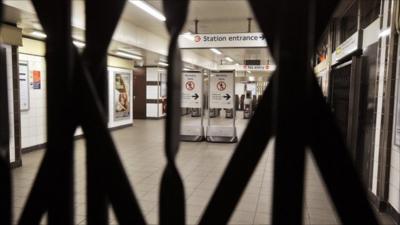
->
[113,71,132,122]
[18,60,30,111]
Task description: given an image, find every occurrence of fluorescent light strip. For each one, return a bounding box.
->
[30,31,47,39]
[225,57,234,62]
[379,28,391,38]
[73,40,86,48]
[130,0,166,21]
[210,48,222,55]
[115,51,143,60]
[158,62,168,66]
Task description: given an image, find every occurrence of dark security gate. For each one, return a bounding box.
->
[0,0,380,225]
[330,61,353,140]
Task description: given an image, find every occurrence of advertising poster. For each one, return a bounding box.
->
[19,61,29,111]
[209,71,234,109]
[114,72,131,121]
[181,72,202,108]
[32,70,41,89]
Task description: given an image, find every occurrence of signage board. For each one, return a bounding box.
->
[179,32,267,49]
[332,32,360,63]
[209,71,234,109]
[19,61,29,111]
[181,71,203,108]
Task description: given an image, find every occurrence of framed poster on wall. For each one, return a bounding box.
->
[19,61,29,111]
[114,72,131,121]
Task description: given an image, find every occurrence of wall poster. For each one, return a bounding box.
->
[32,70,41,89]
[114,72,131,121]
[19,61,29,111]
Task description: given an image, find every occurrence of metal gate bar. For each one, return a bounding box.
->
[0,45,11,225]
[0,0,382,224]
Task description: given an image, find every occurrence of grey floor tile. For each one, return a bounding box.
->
[10,118,394,225]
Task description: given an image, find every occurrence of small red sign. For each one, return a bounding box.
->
[185,81,195,90]
[217,81,226,91]
[194,35,201,42]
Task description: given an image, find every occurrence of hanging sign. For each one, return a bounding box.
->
[209,71,234,109]
[182,71,203,108]
[19,61,29,111]
[332,32,360,63]
[179,32,267,49]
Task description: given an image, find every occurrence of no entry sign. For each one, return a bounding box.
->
[182,71,203,108]
[209,71,234,109]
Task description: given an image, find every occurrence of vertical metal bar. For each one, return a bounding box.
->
[271,0,315,223]
[72,48,146,225]
[40,0,75,223]
[160,0,189,224]
[83,0,127,223]
[0,46,11,225]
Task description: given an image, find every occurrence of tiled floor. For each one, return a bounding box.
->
[12,117,395,225]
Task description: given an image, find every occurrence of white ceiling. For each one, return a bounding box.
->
[3,0,272,73]
[185,48,271,65]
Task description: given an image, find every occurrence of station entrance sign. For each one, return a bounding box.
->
[179,32,268,49]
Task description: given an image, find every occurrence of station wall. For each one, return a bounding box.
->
[18,38,134,150]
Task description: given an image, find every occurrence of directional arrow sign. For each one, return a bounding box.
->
[223,94,231,100]
[182,72,202,108]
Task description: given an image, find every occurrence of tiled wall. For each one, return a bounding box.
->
[19,54,47,149]
[146,67,166,118]
[18,55,134,148]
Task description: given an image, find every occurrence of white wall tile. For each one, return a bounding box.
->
[146,86,159,99]
[146,103,158,117]
[19,54,47,149]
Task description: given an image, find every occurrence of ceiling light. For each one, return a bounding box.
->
[379,28,391,38]
[225,57,234,62]
[115,51,143,60]
[158,62,168,67]
[235,63,240,66]
[210,48,222,55]
[73,40,85,48]
[183,68,190,71]
[117,48,142,56]
[30,31,47,39]
[248,75,255,81]
[247,70,252,74]
[130,0,166,21]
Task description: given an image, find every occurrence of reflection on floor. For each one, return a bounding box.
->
[12,116,395,225]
